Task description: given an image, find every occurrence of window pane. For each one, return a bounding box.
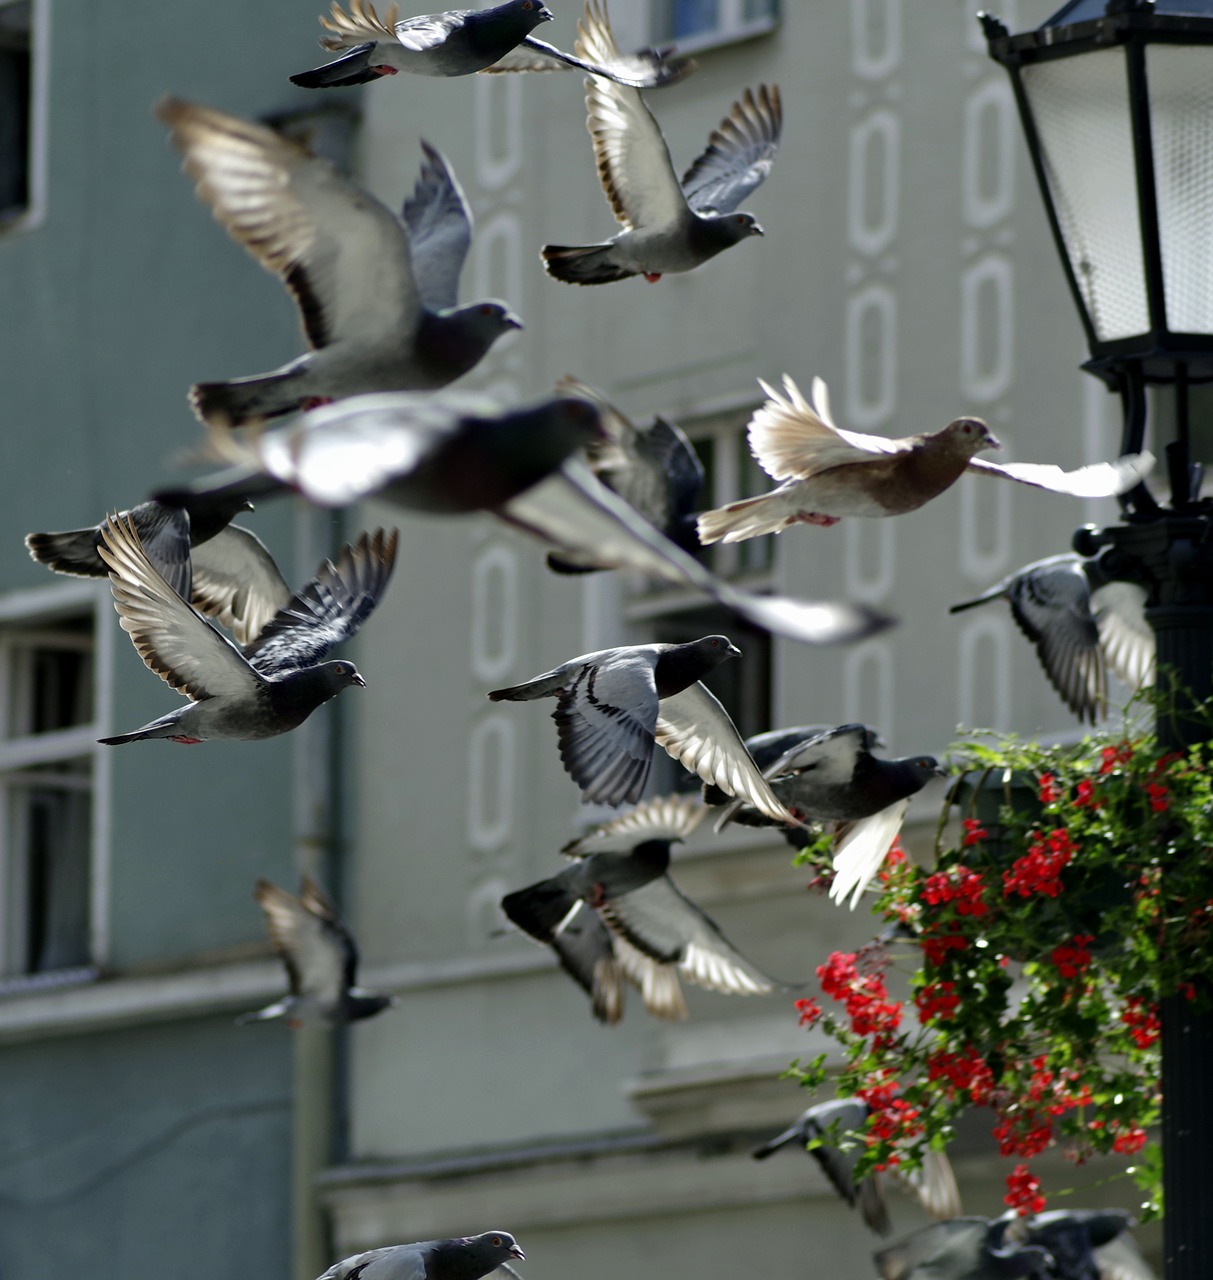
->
[0,0,31,222]
[743,0,776,19]
[673,0,719,37]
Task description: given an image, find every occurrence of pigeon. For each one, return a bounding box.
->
[239,875,396,1026]
[544,376,704,572]
[875,1217,1055,1280]
[541,3,780,284]
[950,553,1154,725]
[290,0,693,90]
[487,636,800,816]
[1001,1209,1154,1280]
[96,515,396,744]
[158,392,893,648]
[696,376,1155,544]
[702,723,878,806]
[25,494,252,602]
[501,793,705,1022]
[156,99,522,428]
[752,1098,961,1237]
[710,723,945,909]
[505,793,783,1019]
[317,1233,525,1280]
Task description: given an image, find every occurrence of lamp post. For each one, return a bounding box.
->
[981,3,1213,1276]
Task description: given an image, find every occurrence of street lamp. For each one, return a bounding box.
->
[981,3,1213,1277]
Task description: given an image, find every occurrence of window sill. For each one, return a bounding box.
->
[667,16,779,56]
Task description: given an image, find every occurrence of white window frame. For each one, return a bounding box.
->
[0,579,112,990]
[651,0,779,55]
[0,0,49,235]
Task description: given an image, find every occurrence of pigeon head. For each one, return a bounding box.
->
[701,211,765,248]
[440,1231,525,1276]
[314,661,367,695]
[942,416,1000,457]
[654,635,740,698]
[459,300,525,347]
[905,755,946,785]
[496,0,552,31]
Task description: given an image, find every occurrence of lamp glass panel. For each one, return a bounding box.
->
[1147,43,1213,334]
[1021,48,1149,341]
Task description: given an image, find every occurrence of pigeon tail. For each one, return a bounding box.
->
[190,372,309,430]
[155,467,288,511]
[545,551,599,575]
[487,671,568,701]
[25,528,105,578]
[99,709,195,745]
[290,43,381,88]
[235,998,294,1025]
[541,243,639,286]
[750,1124,804,1160]
[696,495,793,545]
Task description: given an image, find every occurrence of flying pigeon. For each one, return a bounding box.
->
[25,494,252,602]
[702,723,878,807]
[950,553,1154,725]
[1001,1209,1154,1280]
[156,99,522,428]
[239,875,396,1026]
[488,636,798,817]
[96,515,396,744]
[696,376,1155,544]
[318,1233,525,1280]
[158,391,893,648]
[875,1217,1054,1280]
[752,1098,961,1237]
[541,2,780,284]
[544,376,704,572]
[710,723,945,909]
[501,793,706,1022]
[291,0,693,89]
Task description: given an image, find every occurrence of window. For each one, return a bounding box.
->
[0,587,104,983]
[0,0,43,231]
[651,0,778,51]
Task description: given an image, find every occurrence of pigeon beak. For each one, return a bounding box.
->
[352,673,367,688]
[726,643,742,659]
[752,222,765,237]
[510,1247,526,1261]
[505,313,525,331]
[538,5,553,20]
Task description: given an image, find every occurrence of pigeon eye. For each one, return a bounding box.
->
[962,422,972,433]
[735,215,746,224]
[491,1237,503,1247]
[480,304,493,315]
[522,1,532,7]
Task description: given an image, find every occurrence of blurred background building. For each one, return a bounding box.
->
[0,1,1160,1278]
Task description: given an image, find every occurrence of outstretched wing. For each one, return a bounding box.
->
[681,84,782,214]
[965,451,1154,497]
[401,141,472,312]
[188,524,292,648]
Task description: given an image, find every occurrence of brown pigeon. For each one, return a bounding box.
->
[697,376,1154,544]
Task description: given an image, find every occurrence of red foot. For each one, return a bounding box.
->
[588,883,607,909]
[169,735,204,745]
[301,396,334,411]
[371,64,398,76]
[644,272,662,283]
[287,1019,305,1030]
[786,511,840,528]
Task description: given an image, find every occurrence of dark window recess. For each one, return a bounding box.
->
[17,775,91,972]
[0,1,31,224]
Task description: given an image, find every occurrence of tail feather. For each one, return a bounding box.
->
[25,528,105,578]
[290,43,380,88]
[696,495,784,545]
[487,671,566,701]
[541,244,638,286]
[190,373,306,429]
[948,586,1006,614]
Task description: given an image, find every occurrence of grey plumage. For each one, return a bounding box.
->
[97,516,395,745]
[239,875,395,1026]
[752,1098,961,1237]
[875,1217,1055,1280]
[1001,1209,1154,1280]
[487,636,796,817]
[290,0,692,89]
[318,1232,524,1280]
[541,3,779,284]
[697,376,1155,544]
[156,99,521,427]
[950,553,1154,725]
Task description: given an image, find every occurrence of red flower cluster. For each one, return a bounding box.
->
[1038,773,1059,803]
[915,980,961,1024]
[961,817,988,847]
[817,951,902,1041]
[1100,743,1134,774]
[1112,1125,1148,1154]
[1121,997,1161,1049]
[920,929,968,967]
[1003,828,1075,898]
[1145,782,1169,813]
[1074,778,1098,808]
[922,865,989,916]
[926,1045,995,1104]
[1050,934,1094,979]
[1004,1163,1046,1215]
[994,1115,1053,1159]
[794,997,823,1027]
[864,1096,924,1167]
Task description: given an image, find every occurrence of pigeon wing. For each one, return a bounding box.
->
[156,97,421,351]
[98,514,264,703]
[601,876,777,994]
[247,528,398,674]
[298,874,362,989]
[489,33,693,89]
[552,652,661,806]
[964,451,1155,497]
[254,878,347,1003]
[188,525,292,648]
[645,416,705,521]
[562,792,705,856]
[748,375,911,482]
[1093,1235,1156,1280]
[577,0,688,230]
[611,931,688,1019]
[1092,580,1154,692]
[551,899,628,1023]
[317,0,403,50]
[401,141,472,312]
[828,799,911,910]
[499,462,889,646]
[680,84,782,214]
[656,683,796,824]
[874,1219,992,1280]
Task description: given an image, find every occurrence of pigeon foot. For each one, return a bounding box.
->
[589,883,607,909]
[301,396,334,410]
[644,273,662,283]
[371,65,399,76]
[169,735,204,744]
[787,512,840,528]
